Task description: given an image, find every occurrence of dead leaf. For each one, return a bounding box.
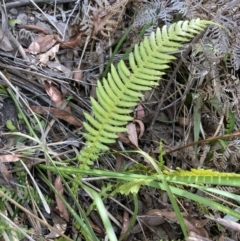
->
[0,154,20,162]
[131,224,142,234]
[0,162,10,181]
[0,162,16,190]
[154,209,187,222]
[27,41,40,54]
[73,67,83,83]
[150,209,208,238]
[133,119,145,139]
[184,218,208,238]
[89,79,97,98]
[135,104,145,120]
[131,209,166,234]
[115,153,125,171]
[178,117,191,126]
[30,106,83,127]
[121,210,130,240]
[47,62,72,78]
[60,32,82,49]
[19,24,51,35]
[60,84,70,98]
[92,10,116,36]
[126,123,138,147]
[44,81,63,107]
[88,219,105,235]
[54,176,69,222]
[117,133,130,144]
[39,44,60,64]
[27,35,57,54]
[45,212,67,239]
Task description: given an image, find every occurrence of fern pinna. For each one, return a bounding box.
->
[79,19,212,170]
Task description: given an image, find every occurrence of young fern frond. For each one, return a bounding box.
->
[79,18,212,170]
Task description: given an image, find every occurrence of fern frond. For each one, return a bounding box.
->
[79,19,212,170]
[164,168,240,177]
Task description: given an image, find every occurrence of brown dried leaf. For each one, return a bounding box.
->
[184,218,207,237]
[121,210,130,240]
[152,210,208,238]
[19,24,51,35]
[27,35,57,54]
[60,32,82,49]
[0,154,20,162]
[60,84,70,98]
[88,219,105,235]
[131,224,142,234]
[39,44,60,64]
[135,104,145,120]
[91,0,128,37]
[54,176,69,222]
[131,209,166,234]
[30,106,83,127]
[133,119,145,139]
[115,153,125,171]
[44,81,63,107]
[126,123,138,147]
[0,162,16,190]
[45,212,67,239]
[178,117,191,126]
[0,162,11,181]
[117,133,130,144]
[73,67,83,83]
[27,41,40,54]
[89,79,97,98]
[47,62,71,78]
[143,215,165,226]
[157,209,187,222]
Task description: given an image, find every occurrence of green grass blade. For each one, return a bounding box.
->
[82,184,118,241]
[38,169,99,241]
[149,181,240,220]
[40,165,240,187]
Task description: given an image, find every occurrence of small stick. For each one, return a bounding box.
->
[166,131,240,154]
[5,0,77,9]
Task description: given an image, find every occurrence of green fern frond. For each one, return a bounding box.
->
[164,168,240,177]
[79,19,212,170]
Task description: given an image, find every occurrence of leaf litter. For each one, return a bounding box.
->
[0,0,240,240]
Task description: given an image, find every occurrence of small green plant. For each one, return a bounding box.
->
[40,18,240,241]
[6,119,17,131]
[78,18,212,170]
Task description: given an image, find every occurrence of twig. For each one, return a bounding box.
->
[0,190,73,241]
[62,0,81,41]
[29,0,63,37]
[166,131,240,154]
[5,0,77,9]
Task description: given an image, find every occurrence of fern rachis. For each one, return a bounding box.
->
[78,19,212,170]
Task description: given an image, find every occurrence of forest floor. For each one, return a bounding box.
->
[0,1,240,241]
